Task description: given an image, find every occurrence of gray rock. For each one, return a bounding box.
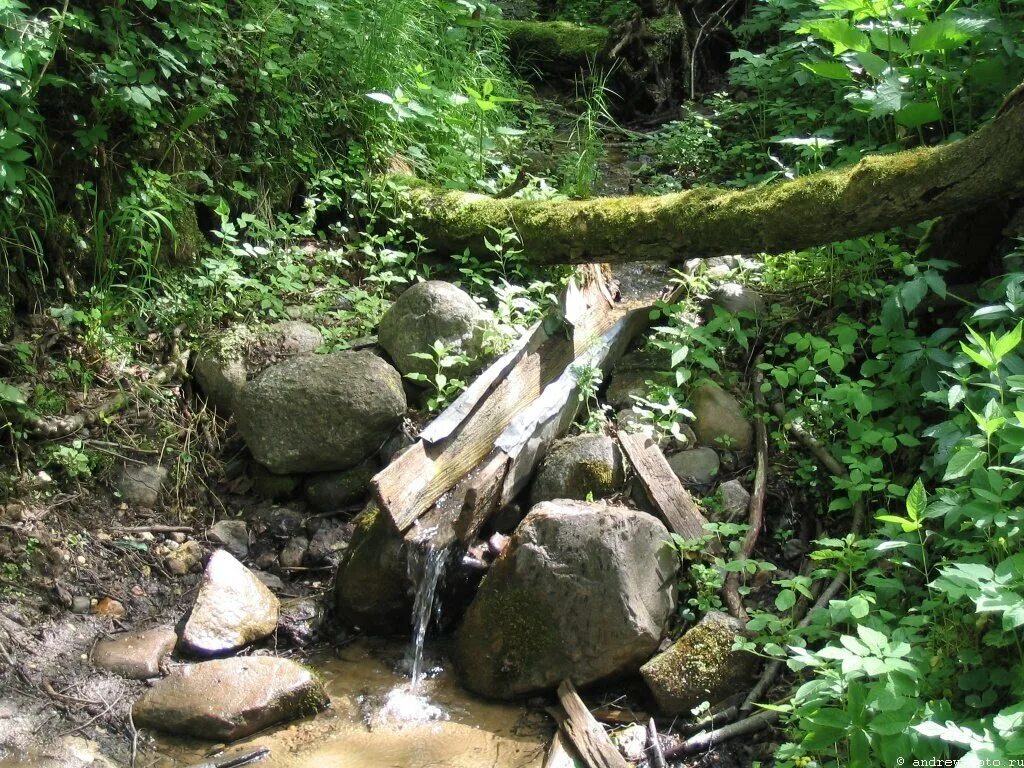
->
[180,550,280,657]
[236,350,406,474]
[132,656,327,741]
[453,500,678,698]
[193,321,323,415]
[207,520,249,560]
[378,281,494,379]
[333,505,411,633]
[279,537,308,569]
[667,448,720,487]
[612,724,649,763]
[306,520,351,567]
[690,381,753,454]
[253,570,285,592]
[530,435,624,505]
[640,611,758,716]
[717,479,750,522]
[303,460,377,512]
[606,370,671,410]
[278,598,323,647]
[707,282,764,317]
[91,627,177,679]
[117,464,168,507]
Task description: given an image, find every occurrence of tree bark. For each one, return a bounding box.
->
[401,85,1024,264]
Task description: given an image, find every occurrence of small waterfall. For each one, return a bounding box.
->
[405,525,448,692]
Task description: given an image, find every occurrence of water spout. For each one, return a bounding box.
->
[405,525,448,692]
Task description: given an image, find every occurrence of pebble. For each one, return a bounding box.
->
[94,598,126,618]
[71,596,91,614]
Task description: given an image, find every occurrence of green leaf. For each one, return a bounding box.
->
[0,382,26,405]
[802,61,854,81]
[944,446,986,480]
[799,19,871,53]
[896,101,943,128]
[775,589,797,611]
[906,478,926,520]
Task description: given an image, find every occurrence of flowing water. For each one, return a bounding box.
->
[405,526,448,691]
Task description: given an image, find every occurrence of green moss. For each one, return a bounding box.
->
[0,292,13,340]
[494,20,608,76]
[456,583,559,694]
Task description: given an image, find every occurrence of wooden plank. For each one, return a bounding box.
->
[617,431,710,541]
[452,450,510,545]
[374,269,621,532]
[554,680,630,768]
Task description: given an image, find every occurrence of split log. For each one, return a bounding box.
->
[617,430,710,541]
[377,268,622,532]
[398,82,1024,264]
[554,680,631,768]
[406,304,653,550]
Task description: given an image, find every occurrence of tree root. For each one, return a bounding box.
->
[26,344,189,439]
[722,354,768,621]
[664,709,780,758]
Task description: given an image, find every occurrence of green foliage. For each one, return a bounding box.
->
[729,0,1024,149]
[406,339,471,413]
[560,70,615,198]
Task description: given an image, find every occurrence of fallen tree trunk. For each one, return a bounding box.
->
[399,83,1024,264]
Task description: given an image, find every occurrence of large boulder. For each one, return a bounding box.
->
[640,611,758,715]
[530,435,625,505]
[193,321,323,415]
[333,504,412,633]
[132,657,328,741]
[689,381,753,454]
[378,281,494,379]
[235,350,406,474]
[180,550,280,657]
[453,500,678,698]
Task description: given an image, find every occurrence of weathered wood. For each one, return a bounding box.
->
[555,680,630,768]
[663,709,780,758]
[453,450,511,545]
[544,728,584,768]
[374,269,621,531]
[617,431,710,540]
[399,82,1024,265]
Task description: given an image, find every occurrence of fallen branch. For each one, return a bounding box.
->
[647,717,668,768]
[113,525,192,534]
[738,400,867,714]
[553,680,630,768]
[722,356,768,621]
[664,709,780,758]
[185,747,271,768]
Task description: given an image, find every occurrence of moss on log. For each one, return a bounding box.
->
[494,20,609,76]
[402,85,1024,264]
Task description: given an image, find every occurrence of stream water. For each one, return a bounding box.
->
[405,527,448,691]
[149,639,549,767]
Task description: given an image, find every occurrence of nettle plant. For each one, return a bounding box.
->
[769,269,1024,767]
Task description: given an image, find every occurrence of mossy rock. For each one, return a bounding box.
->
[332,503,412,633]
[529,434,625,505]
[453,500,678,698]
[640,610,759,716]
[494,20,609,77]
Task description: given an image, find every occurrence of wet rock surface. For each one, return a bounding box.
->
[132,656,328,741]
[180,550,280,657]
[454,500,678,698]
[378,281,494,379]
[333,504,411,633]
[91,626,177,679]
[529,434,625,505]
[640,610,758,715]
[236,350,406,474]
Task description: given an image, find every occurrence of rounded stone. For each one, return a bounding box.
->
[378,281,494,379]
[530,434,625,505]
